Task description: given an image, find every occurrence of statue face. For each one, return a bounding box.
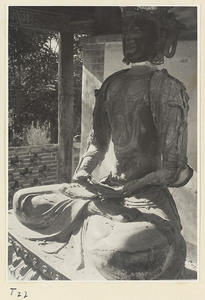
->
[122,19,158,64]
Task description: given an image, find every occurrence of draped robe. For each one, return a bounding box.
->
[11,64,192,280]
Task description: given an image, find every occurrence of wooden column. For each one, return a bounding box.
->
[57,32,74,183]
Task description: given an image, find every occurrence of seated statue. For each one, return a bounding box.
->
[9,7,193,280]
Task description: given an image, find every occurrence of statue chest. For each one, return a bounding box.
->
[105,75,157,152]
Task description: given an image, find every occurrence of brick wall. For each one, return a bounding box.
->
[8,143,80,208]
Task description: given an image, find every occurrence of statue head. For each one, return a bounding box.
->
[121,7,183,65]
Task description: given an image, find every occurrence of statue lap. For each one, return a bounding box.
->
[11,183,186,280]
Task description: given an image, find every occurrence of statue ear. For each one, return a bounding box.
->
[152,12,184,64]
[163,13,183,58]
[151,30,167,65]
[152,27,181,64]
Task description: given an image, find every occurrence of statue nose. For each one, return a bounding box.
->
[125,34,134,43]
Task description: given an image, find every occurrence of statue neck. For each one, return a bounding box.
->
[131,61,155,67]
[128,61,158,76]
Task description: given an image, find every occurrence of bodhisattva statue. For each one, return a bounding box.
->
[9,7,193,280]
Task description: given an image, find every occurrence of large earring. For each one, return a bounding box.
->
[164,13,182,58]
[164,30,181,58]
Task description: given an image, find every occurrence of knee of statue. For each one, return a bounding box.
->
[83,214,186,280]
[13,184,63,227]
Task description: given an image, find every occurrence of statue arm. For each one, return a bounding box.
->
[74,82,111,179]
[123,71,193,196]
[123,166,192,196]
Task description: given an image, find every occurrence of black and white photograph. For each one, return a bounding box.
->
[6,3,199,286]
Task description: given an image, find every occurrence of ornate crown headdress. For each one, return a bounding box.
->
[120,6,184,64]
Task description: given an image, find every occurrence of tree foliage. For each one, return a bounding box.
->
[9,27,59,146]
[26,121,51,145]
[9,27,83,146]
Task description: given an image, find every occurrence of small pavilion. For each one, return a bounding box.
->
[9,8,198,269]
[9,6,197,182]
[9,6,122,183]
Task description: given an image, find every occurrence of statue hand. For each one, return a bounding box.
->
[122,179,143,197]
[73,170,91,185]
[100,173,127,186]
[91,181,123,199]
[73,171,124,198]
[73,170,100,195]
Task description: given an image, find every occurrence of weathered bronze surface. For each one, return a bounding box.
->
[9,7,193,280]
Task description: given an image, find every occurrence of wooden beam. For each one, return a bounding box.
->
[9,7,63,32]
[66,20,95,34]
[16,6,95,21]
[9,7,95,34]
[57,32,74,183]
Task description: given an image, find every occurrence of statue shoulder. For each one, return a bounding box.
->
[104,69,130,85]
[150,69,189,107]
[95,69,130,97]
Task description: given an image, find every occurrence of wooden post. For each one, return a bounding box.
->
[57,32,74,183]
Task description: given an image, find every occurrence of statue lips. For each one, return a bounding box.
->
[125,40,136,53]
[124,38,145,59]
